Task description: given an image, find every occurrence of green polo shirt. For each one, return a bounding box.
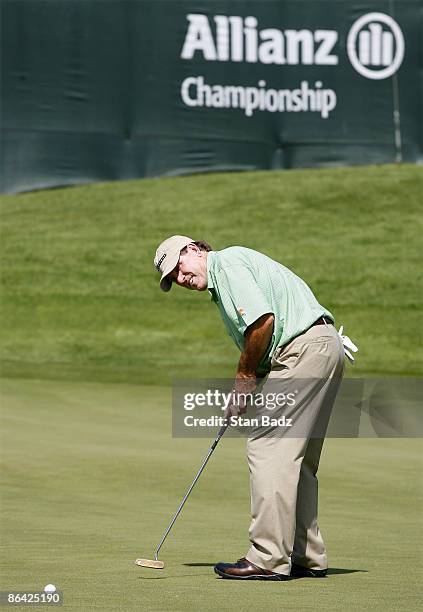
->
[207,247,334,375]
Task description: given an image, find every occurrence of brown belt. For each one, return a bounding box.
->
[311,316,333,328]
[279,316,334,353]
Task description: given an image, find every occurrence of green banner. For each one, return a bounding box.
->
[1,0,422,193]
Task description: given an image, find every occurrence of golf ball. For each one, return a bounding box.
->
[43,584,56,593]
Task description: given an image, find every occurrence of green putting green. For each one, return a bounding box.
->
[1,378,421,610]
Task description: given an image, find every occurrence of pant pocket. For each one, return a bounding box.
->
[271,347,300,370]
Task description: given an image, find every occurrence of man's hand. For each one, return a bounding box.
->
[224,401,241,420]
[224,378,257,419]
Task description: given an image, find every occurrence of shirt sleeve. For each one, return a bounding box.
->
[218,264,273,333]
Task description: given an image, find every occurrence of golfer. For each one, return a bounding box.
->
[154,235,348,581]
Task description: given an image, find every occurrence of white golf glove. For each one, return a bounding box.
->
[337,325,358,364]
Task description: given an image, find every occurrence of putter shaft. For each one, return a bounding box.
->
[154,421,228,561]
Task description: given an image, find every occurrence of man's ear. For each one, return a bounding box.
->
[187,243,201,255]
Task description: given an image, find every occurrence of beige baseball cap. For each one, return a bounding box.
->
[154,235,194,292]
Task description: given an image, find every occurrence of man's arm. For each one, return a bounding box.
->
[237,313,274,381]
[225,313,274,417]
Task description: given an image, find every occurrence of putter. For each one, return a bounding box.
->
[135,420,228,569]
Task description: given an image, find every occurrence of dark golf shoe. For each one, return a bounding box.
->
[214,558,290,581]
[290,562,327,578]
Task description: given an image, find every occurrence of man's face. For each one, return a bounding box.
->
[169,244,208,291]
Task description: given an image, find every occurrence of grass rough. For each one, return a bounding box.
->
[1,164,422,382]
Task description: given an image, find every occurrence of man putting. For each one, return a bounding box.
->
[154,235,348,581]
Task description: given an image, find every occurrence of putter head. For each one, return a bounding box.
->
[135,558,165,569]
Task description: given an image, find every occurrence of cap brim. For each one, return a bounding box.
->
[160,275,173,292]
[159,250,180,292]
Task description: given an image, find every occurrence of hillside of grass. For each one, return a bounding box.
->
[0,164,422,383]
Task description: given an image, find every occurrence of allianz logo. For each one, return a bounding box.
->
[181,12,405,80]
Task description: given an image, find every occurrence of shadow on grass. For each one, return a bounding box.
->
[183,564,368,576]
[327,568,368,575]
[138,564,368,579]
[137,573,211,580]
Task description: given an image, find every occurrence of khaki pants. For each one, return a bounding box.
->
[245,323,345,575]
